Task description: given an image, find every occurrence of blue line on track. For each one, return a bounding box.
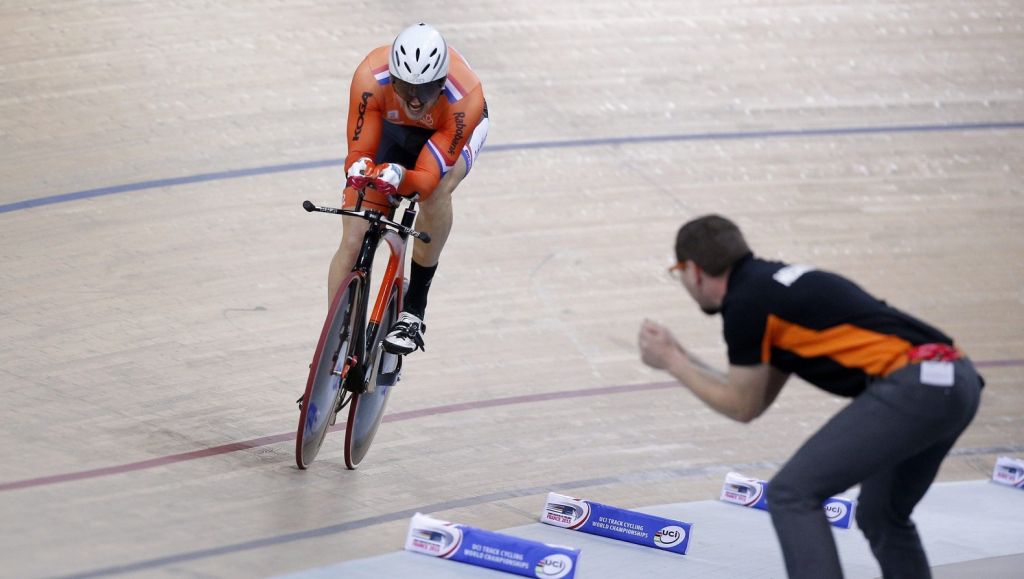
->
[4,120,1023,215]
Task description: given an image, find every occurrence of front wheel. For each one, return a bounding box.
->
[295,274,361,469]
[343,288,401,469]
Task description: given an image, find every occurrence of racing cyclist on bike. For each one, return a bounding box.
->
[330,23,489,356]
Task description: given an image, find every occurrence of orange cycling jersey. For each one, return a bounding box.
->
[344,45,485,200]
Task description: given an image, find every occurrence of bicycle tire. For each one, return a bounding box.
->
[343,286,401,469]
[295,274,361,469]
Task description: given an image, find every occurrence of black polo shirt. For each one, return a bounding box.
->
[721,255,953,397]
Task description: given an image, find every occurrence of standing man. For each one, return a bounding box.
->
[638,214,983,578]
[332,22,488,355]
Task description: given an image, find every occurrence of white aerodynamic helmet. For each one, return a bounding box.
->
[389,23,449,85]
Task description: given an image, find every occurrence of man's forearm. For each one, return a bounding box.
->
[665,350,749,422]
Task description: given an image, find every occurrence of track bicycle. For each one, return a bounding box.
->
[295,187,430,470]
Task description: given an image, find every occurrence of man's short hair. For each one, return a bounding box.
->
[675,215,752,276]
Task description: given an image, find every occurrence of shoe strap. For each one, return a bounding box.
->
[390,320,425,351]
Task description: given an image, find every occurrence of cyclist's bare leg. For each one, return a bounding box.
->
[382,154,470,354]
[327,214,370,308]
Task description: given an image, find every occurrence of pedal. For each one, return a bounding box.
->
[381,352,400,375]
[378,352,403,386]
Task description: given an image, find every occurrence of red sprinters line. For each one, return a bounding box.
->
[3,355,1017,493]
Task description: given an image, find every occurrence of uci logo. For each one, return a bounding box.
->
[653,525,686,548]
[535,554,573,579]
[823,501,848,522]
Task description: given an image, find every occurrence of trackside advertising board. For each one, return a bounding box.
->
[540,492,692,555]
[992,456,1024,489]
[719,472,857,529]
[405,512,580,579]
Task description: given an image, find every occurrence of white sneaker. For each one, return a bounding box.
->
[382,312,426,355]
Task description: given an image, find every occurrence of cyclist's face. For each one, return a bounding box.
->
[392,77,445,118]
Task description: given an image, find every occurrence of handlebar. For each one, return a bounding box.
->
[302,200,432,243]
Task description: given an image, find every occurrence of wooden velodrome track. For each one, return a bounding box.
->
[2,1,1022,577]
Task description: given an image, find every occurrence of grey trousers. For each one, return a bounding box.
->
[766,359,983,579]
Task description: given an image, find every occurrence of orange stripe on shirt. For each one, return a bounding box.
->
[761,314,911,376]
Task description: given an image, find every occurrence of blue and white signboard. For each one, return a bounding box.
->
[540,492,692,555]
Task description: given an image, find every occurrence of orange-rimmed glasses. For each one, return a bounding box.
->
[668,261,688,280]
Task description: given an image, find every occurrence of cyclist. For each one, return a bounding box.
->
[330,23,488,355]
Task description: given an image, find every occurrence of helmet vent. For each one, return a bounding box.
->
[415,48,421,61]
